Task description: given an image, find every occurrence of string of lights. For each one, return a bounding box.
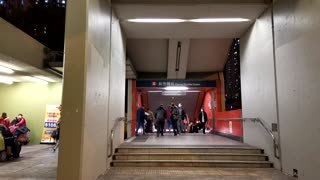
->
[224,38,242,111]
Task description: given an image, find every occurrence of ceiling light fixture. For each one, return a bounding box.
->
[34,76,55,82]
[127,18,186,23]
[162,91,186,96]
[189,18,250,23]
[164,86,189,91]
[22,76,48,84]
[0,76,14,85]
[0,65,14,74]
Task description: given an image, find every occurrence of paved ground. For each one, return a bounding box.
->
[0,135,296,180]
[100,167,296,180]
[0,145,57,180]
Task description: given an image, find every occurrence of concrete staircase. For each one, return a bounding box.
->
[111,145,273,168]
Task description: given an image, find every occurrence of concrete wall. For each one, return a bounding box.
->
[274,0,320,179]
[0,83,62,144]
[57,0,126,179]
[0,18,45,68]
[241,0,320,179]
[240,8,280,168]
[108,10,126,162]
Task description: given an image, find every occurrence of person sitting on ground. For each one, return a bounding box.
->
[0,124,14,157]
[0,113,10,128]
[15,114,27,127]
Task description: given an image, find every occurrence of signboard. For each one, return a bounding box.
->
[40,105,60,144]
[136,80,216,88]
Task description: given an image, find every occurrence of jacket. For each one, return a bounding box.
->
[155,106,167,120]
[198,111,208,123]
[178,107,186,120]
[16,117,27,127]
[0,117,10,128]
[136,108,145,123]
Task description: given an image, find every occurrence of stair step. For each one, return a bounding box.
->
[113,153,268,161]
[111,160,273,168]
[116,147,263,154]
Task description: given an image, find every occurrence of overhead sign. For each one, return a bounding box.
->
[136,80,216,88]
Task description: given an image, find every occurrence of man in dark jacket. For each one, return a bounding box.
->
[198,108,208,134]
[135,105,145,136]
[170,103,179,136]
[155,105,166,137]
[178,103,187,133]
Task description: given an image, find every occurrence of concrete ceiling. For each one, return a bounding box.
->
[115,0,268,78]
[0,53,62,83]
[113,2,268,39]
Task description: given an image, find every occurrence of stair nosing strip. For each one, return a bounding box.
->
[114,153,267,156]
[111,160,272,164]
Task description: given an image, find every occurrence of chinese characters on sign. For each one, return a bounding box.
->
[137,80,216,88]
[40,105,60,143]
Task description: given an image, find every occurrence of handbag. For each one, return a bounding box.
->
[183,119,188,124]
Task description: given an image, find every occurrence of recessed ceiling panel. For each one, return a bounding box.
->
[187,39,232,72]
[127,39,168,72]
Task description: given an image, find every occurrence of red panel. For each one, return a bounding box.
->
[213,80,243,137]
[202,90,213,129]
[131,80,137,136]
[215,110,242,137]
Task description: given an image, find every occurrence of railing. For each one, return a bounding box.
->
[107,117,126,158]
[216,117,280,159]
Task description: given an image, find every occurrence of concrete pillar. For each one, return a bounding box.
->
[57,0,125,179]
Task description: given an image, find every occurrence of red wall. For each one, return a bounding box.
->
[215,110,243,137]
[131,80,143,136]
[202,90,213,129]
[131,80,136,136]
[214,80,243,137]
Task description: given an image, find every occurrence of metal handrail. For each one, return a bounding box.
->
[107,117,126,158]
[216,117,280,159]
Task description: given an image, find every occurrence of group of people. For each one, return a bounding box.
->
[135,102,209,137]
[0,113,27,131]
[0,112,28,158]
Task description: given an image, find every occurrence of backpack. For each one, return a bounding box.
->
[171,107,179,120]
[156,109,165,120]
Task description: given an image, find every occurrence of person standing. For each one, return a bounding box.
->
[52,104,62,153]
[155,105,166,137]
[166,106,172,132]
[135,105,146,136]
[170,103,179,136]
[198,108,208,134]
[145,108,155,134]
[177,103,186,133]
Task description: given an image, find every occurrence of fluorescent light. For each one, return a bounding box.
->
[148,91,163,93]
[22,76,48,84]
[34,76,55,82]
[164,86,189,91]
[189,18,250,23]
[0,65,14,74]
[162,91,186,96]
[0,76,14,85]
[128,18,186,23]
